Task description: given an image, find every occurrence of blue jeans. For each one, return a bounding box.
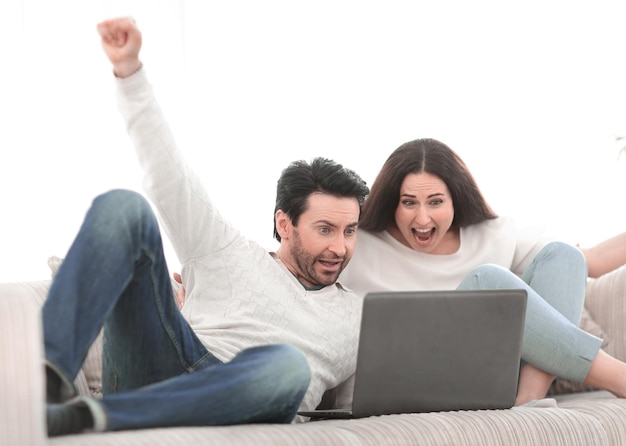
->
[457,242,602,382]
[42,190,311,430]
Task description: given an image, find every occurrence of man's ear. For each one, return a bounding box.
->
[275,210,291,240]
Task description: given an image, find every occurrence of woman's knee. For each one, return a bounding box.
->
[537,241,587,271]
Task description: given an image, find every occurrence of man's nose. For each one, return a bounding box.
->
[328,235,347,256]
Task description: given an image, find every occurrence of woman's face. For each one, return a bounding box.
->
[388,171,457,254]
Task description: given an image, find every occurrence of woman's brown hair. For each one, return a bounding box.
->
[359,138,497,232]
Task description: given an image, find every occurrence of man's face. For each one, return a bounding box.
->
[276,192,360,287]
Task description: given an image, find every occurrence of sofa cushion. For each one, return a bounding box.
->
[47,404,612,446]
[585,264,626,361]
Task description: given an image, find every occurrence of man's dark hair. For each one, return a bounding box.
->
[273,157,369,242]
[359,138,497,232]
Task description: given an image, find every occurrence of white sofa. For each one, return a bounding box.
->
[3,258,626,446]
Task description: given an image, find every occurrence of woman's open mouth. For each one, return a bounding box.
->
[412,228,435,243]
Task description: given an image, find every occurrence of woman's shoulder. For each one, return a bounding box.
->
[459,217,520,253]
[465,216,516,234]
[469,217,547,241]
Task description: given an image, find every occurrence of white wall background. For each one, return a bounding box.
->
[1,0,626,282]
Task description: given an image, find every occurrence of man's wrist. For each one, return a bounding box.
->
[113,61,143,79]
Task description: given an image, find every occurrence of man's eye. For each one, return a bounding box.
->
[320,227,330,234]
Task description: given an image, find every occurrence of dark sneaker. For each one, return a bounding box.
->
[46,399,94,437]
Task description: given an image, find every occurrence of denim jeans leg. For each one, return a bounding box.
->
[101,344,311,430]
[457,263,602,382]
[519,241,588,324]
[44,189,311,430]
[43,189,209,385]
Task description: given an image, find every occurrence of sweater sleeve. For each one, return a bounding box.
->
[114,68,241,264]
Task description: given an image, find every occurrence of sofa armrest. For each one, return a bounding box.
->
[585,263,626,361]
[0,288,47,446]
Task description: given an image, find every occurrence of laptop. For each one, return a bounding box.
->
[298,289,527,419]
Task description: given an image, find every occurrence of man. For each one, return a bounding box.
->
[44,17,368,436]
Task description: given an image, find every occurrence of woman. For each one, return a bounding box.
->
[339,138,626,405]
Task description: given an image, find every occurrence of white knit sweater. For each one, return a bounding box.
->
[115,68,361,414]
[340,218,549,297]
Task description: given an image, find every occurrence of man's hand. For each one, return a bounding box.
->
[173,272,186,310]
[97,17,143,78]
